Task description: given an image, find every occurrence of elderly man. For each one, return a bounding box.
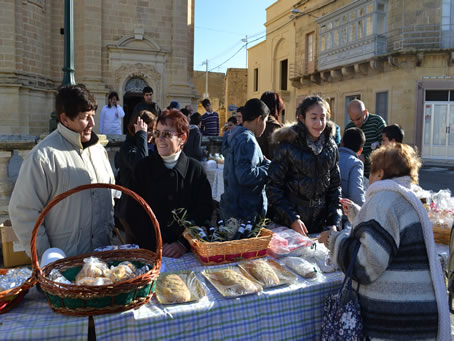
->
[9,84,115,260]
[345,99,386,177]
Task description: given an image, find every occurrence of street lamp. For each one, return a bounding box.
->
[50,0,75,132]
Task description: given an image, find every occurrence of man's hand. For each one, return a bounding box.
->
[134,117,147,134]
[162,242,186,258]
[290,219,308,236]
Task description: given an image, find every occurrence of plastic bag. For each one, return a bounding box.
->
[75,257,110,283]
[267,226,314,258]
[282,257,324,281]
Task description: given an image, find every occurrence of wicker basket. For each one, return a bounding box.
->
[433,225,451,245]
[0,268,35,314]
[183,228,273,266]
[31,183,162,316]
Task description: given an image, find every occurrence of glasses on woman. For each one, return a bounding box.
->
[153,130,179,139]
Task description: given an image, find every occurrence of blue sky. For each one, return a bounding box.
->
[194,0,276,73]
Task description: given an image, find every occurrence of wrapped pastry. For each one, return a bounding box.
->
[110,263,135,283]
[75,257,109,283]
[283,257,318,278]
[48,269,72,285]
[76,276,113,286]
[160,274,192,303]
[208,269,261,296]
[241,260,280,287]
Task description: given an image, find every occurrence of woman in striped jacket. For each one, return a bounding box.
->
[319,143,450,340]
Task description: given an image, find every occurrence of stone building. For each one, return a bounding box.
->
[193,70,225,114]
[248,0,454,164]
[0,0,197,135]
[225,68,248,117]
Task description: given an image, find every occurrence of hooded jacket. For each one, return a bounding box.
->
[220,126,271,221]
[9,123,115,259]
[266,121,342,233]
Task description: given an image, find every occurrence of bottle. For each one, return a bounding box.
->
[195,227,208,241]
[242,220,253,239]
[233,223,246,240]
[208,226,216,242]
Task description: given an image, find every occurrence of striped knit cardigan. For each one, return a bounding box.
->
[328,176,450,340]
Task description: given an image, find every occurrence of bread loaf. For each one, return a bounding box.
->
[211,269,258,295]
[243,260,280,286]
[160,274,191,303]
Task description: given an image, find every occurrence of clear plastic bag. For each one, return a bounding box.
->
[267,226,314,258]
[75,257,110,283]
[282,257,324,281]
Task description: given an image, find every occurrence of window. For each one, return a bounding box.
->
[426,90,449,101]
[280,59,288,91]
[345,94,361,126]
[375,91,388,122]
[253,68,259,92]
[306,32,315,74]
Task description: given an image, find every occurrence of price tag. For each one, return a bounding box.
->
[13,240,25,252]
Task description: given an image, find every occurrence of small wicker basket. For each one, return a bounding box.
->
[31,183,162,316]
[432,225,451,245]
[183,228,273,266]
[0,268,35,314]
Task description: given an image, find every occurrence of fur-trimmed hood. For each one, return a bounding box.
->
[271,120,336,144]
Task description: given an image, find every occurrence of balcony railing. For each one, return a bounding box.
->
[311,24,454,73]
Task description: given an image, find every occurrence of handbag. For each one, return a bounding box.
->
[320,243,363,341]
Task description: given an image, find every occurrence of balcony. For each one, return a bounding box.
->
[318,33,387,70]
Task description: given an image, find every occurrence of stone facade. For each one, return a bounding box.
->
[248,0,454,163]
[0,0,197,136]
[193,70,226,112]
[225,68,248,118]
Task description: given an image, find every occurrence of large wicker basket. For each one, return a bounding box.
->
[31,183,162,316]
[183,228,273,266]
[0,268,35,314]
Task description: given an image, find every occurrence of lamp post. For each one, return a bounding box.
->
[50,0,75,132]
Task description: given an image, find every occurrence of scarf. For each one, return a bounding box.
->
[306,133,325,155]
[365,177,451,341]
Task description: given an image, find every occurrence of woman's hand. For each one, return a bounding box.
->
[290,219,308,236]
[134,117,147,134]
[162,242,186,258]
[340,198,353,216]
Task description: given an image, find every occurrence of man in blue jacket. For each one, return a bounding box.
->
[220,98,270,221]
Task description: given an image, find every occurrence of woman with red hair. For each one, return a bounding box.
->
[122,110,213,258]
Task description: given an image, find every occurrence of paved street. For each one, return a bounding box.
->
[419,166,454,193]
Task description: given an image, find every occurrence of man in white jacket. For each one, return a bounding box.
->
[9,84,115,260]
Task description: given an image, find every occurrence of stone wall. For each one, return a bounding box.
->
[225,68,248,117]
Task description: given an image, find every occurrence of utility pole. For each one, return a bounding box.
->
[202,59,209,99]
[50,0,75,132]
[242,35,248,68]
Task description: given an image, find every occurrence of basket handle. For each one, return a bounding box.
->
[30,183,162,277]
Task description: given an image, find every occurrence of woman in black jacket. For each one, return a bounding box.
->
[266,96,342,235]
[122,109,213,258]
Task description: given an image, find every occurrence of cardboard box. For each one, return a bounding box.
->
[0,224,31,268]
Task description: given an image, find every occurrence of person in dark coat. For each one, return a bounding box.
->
[257,91,284,160]
[122,109,213,258]
[132,86,162,118]
[266,95,342,235]
[183,112,204,160]
[117,110,156,187]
